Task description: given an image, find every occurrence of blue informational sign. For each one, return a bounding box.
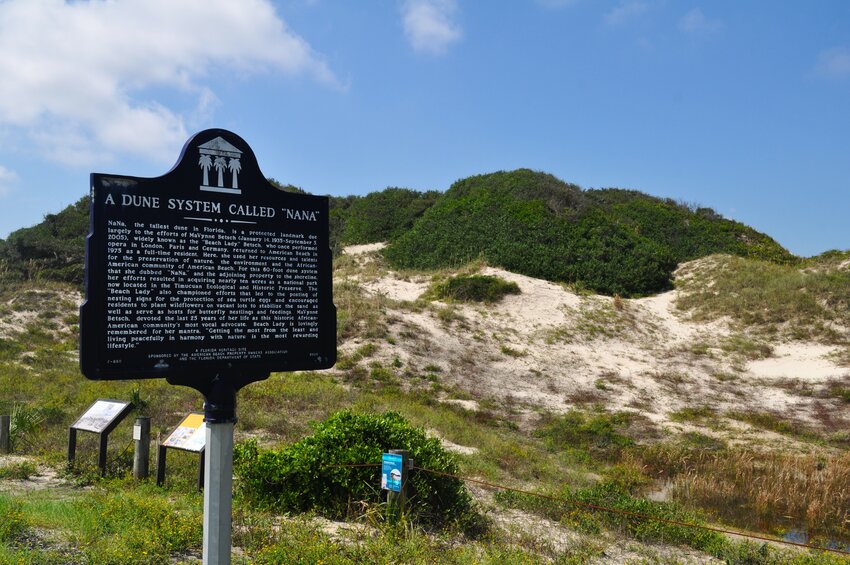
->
[381,452,403,492]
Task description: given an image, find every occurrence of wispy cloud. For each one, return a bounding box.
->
[815,47,850,78]
[603,0,649,27]
[0,165,18,196]
[0,0,339,167]
[678,7,722,34]
[401,0,462,55]
[536,0,580,8]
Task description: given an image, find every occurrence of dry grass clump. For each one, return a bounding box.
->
[671,450,850,536]
[334,280,389,340]
[675,254,850,344]
[545,298,659,344]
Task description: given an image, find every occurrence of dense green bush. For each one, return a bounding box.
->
[430,274,520,303]
[385,169,793,296]
[385,170,677,296]
[586,189,795,264]
[234,410,477,530]
[0,196,89,285]
[341,188,439,245]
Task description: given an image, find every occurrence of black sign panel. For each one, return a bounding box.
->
[80,129,336,384]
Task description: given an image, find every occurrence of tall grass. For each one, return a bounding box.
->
[633,443,850,539]
[671,450,850,537]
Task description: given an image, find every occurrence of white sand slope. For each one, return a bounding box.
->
[338,246,850,439]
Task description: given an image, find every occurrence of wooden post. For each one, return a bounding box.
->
[156,444,167,486]
[387,449,409,524]
[133,417,151,480]
[67,427,77,464]
[0,415,10,454]
[98,433,109,476]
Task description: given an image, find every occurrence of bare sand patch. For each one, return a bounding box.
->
[343,242,386,255]
[748,343,846,380]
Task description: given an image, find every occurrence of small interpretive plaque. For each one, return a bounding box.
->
[162,413,206,452]
[71,400,132,433]
[80,129,336,386]
[381,452,403,492]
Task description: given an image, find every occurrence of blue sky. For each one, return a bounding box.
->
[0,0,847,257]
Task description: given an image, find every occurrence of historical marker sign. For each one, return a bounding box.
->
[80,129,336,388]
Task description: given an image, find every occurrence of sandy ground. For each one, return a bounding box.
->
[340,245,850,439]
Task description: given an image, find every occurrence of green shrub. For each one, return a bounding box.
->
[587,189,795,265]
[429,274,520,303]
[535,410,634,461]
[0,196,89,285]
[341,188,440,245]
[234,410,478,530]
[384,171,665,296]
[0,460,38,480]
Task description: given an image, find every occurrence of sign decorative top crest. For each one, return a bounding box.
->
[198,136,243,194]
[80,129,336,389]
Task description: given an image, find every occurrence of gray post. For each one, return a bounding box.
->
[133,417,151,480]
[387,449,409,524]
[0,415,10,454]
[203,421,234,565]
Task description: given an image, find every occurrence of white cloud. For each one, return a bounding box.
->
[0,0,339,166]
[402,0,462,55]
[0,165,18,196]
[603,0,649,27]
[815,47,850,78]
[678,7,722,34]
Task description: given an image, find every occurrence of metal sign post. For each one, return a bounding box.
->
[201,382,236,565]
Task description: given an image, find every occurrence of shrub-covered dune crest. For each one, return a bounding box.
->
[384,169,793,296]
[0,168,804,297]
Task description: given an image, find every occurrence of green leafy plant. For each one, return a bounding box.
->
[8,403,44,452]
[535,410,634,461]
[0,460,38,480]
[234,410,480,531]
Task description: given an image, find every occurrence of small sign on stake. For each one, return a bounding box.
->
[382,452,404,492]
[163,413,207,452]
[157,413,207,490]
[72,400,131,433]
